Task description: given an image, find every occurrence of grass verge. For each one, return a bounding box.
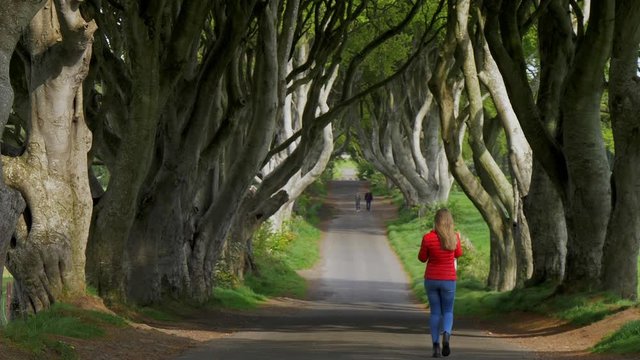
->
[209,167,327,310]
[0,302,126,358]
[594,320,640,353]
[210,286,267,310]
[246,216,321,299]
[212,197,323,310]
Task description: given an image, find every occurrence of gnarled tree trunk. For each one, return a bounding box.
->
[3,0,95,313]
[0,0,41,320]
[601,0,640,300]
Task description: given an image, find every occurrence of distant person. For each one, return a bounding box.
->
[355,192,361,211]
[364,192,373,211]
[418,208,462,358]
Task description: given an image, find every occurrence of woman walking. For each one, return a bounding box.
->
[418,208,463,357]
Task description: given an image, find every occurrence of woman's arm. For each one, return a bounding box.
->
[454,233,463,258]
[418,235,429,263]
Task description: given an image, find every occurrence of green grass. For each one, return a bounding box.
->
[281,219,321,270]
[213,216,322,309]
[1,302,125,357]
[594,320,640,353]
[210,286,266,310]
[446,190,490,259]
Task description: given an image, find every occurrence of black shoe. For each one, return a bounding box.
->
[442,332,451,357]
[432,342,441,358]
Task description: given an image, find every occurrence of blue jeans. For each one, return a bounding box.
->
[424,279,456,343]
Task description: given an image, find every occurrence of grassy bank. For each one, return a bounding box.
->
[211,171,327,310]
[385,186,640,354]
[210,215,322,310]
[0,302,126,359]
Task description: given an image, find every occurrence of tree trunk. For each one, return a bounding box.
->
[478,39,533,287]
[483,0,615,293]
[85,0,237,303]
[423,110,452,203]
[0,0,45,318]
[560,0,614,289]
[453,0,518,290]
[354,109,419,208]
[429,7,514,289]
[601,0,640,300]
[87,55,161,302]
[123,159,199,304]
[3,0,95,313]
[525,160,567,284]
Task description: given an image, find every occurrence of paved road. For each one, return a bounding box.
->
[177,180,537,359]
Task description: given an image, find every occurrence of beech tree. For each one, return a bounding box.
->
[81,0,430,305]
[429,0,533,290]
[0,0,45,316]
[482,0,640,296]
[3,0,95,313]
[601,0,640,299]
[85,0,261,303]
[356,73,452,211]
[226,0,435,281]
[351,3,451,211]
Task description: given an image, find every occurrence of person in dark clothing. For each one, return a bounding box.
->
[364,192,373,211]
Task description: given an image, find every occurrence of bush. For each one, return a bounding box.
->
[356,161,376,180]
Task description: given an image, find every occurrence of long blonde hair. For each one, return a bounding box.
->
[434,208,456,251]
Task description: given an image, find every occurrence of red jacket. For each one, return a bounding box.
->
[418,230,463,280]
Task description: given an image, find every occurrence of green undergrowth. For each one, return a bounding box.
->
[212,215,322,310]
[0,302,126,359]
[211,173,325,310]
[594,320,640,353]
[210,286,267,310]
[245,216,321,299]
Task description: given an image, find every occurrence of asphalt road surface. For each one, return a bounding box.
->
[177,180,537,359]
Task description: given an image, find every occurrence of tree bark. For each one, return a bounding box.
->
[477,37,533,287]
[0,0,45,315]
[85,0,255,303]
[3,0,95,313]
[560,1,613,290]
[454,0,522,290]
[484,0,615,292]
[601,0,640,300]
[525,160,566,284]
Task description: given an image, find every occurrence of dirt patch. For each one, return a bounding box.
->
[480,308,640,359]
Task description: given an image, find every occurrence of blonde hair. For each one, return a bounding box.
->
[434,208,456,251]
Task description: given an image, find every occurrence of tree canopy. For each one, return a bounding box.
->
[0,0,639,315]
